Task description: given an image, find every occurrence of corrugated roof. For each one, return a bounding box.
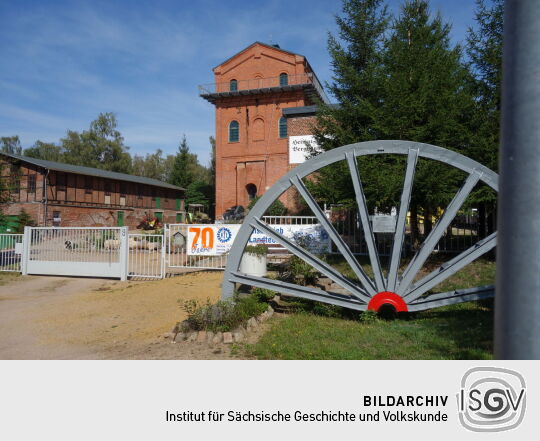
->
[0,152,185,191]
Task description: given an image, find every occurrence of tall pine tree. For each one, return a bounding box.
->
[170,135,195,189]
[466,0,503,236]
[310,0,390,207]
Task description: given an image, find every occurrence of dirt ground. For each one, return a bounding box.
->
[0,271,266,360]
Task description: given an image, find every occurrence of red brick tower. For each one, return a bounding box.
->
[199,42,327,218]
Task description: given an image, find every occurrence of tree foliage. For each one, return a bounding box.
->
[310,0,499,239]
[1,136,22,155]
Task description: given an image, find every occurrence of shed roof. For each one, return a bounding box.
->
[0,152,185,191]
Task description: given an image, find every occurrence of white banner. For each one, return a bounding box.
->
[288,135,322,164]
[187,224,330,255]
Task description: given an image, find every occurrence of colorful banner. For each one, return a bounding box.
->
[187,224,330,255]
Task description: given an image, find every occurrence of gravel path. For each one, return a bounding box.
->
[0,271,255,359]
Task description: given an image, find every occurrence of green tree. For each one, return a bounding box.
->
[1,136,22,155]
[310,0,390,207]
[378,0,474,235]
[186,181,213,208]
[169,135,206,189]
[23,140,63,161]
[466,0,503,236]
[61,112,132,173]
[132,149,168,180]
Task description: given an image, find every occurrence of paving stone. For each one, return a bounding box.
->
[212,332,223,344]
[174,332,186,343]
[196,331,207,343]
[233,332,244,343]
[223,332,233,344]
[206,331,215,343]
[187,332,197,342]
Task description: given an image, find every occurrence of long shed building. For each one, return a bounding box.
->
[0,152,185,228]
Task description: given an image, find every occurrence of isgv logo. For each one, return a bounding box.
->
[457,367,526,432]
[217,227,232,243]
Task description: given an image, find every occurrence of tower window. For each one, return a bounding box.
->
[230,79,238,91]
[279,117,287,138]
[229,120,239,142]
[279,73,288,86]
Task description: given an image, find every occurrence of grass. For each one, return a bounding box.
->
[246,302,493,359]
[0,271,21,286]
[244,258,495,360]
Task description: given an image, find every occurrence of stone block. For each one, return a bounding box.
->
[223,332,233,344]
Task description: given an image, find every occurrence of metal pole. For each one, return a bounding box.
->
[495,0,540,359]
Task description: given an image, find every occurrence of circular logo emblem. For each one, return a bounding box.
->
[217,227,232,243]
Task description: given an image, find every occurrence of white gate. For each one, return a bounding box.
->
[23,227,128,279]
[165,224,228,270]
[128,233,165,279]
[0,234,23,272]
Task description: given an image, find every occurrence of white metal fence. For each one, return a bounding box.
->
[128,233,165,279]
[0,234,23,272]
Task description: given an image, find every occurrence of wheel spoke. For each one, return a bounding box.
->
[387,148,419,292]
[346,152,385,292]
[250,217,370,302]
[229,271,367,310]
[408,285,494,312]
[396,170,482,296]
[403,232,497,301]
[290,175,377,296]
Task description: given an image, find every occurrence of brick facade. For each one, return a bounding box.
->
[1,155,185,228]
[202,42,324,218]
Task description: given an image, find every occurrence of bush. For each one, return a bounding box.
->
[281,255,318,286]
[251,287,276,302]
[359,310,380,324]
[244,244,268,257]
[248,196,286,216]
[14,209,35,233]
[179,294,269,333]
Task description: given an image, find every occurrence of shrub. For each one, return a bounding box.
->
[179,294,269,333]
[251,287,276,302]
[244,244,268,257]
[281,255,318,286]
[248,196,286,216]
[359,310,380,324]
[14,209,35,233]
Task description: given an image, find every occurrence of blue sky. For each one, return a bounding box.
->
[1,0,479,165]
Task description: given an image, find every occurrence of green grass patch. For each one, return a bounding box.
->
[246,302,493,360]
[245,259,495,360]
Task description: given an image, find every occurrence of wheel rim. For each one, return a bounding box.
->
[222,140,498,312]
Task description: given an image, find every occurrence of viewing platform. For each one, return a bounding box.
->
[198,73,329,104]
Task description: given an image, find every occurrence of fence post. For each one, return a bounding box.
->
[119,226,129,281]
[495,0,540,359]
[161,231,166,279]
[21,226,31,275]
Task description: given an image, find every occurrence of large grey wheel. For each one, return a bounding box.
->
[222,140,498,312]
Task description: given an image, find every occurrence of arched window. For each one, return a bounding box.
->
[279,73,288,86]
[278,117,287,138]
[229,120,239,142]
[230,79,238,92]
[246,183,257,201]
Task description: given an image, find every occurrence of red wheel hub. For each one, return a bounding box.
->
[367,291,408,312]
